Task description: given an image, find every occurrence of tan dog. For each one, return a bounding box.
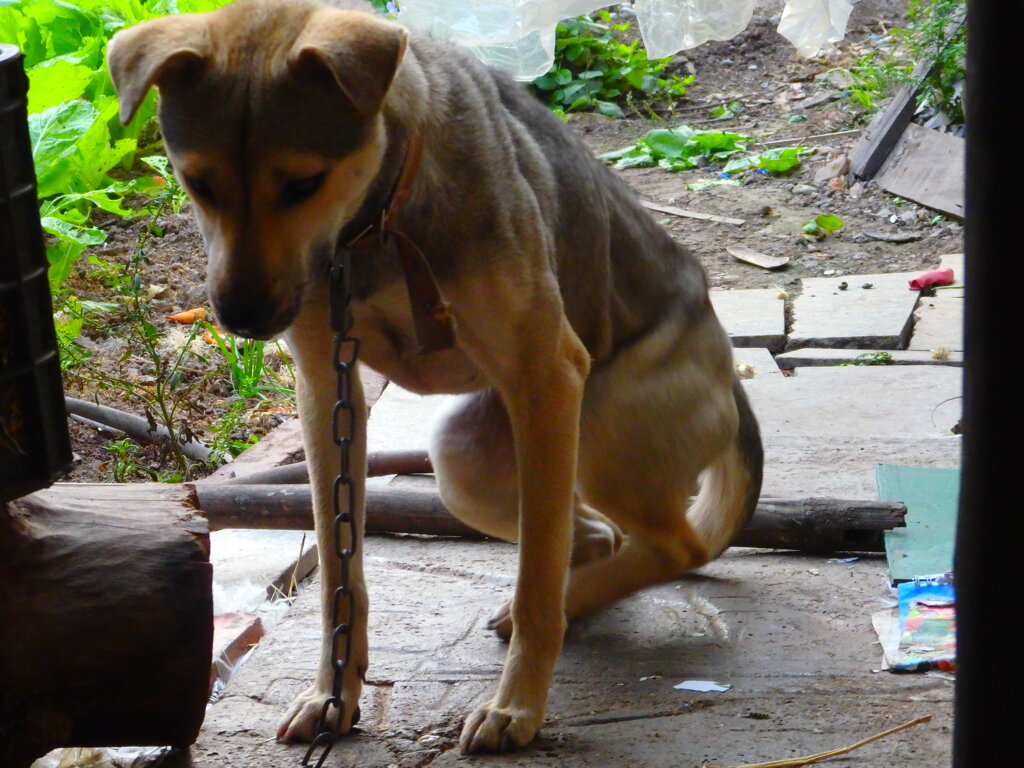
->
[107,0,762,753]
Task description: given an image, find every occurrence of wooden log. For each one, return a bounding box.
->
[741,496,907,552]
[0,484,212,768]
[194,482,477,537]
[212,450,434,486]
[192,482,905,552]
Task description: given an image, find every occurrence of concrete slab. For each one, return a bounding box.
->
[190,538,953,768]
[760,435,960,498]
[743,365,962,439]
[732,347,782,378]
[367,384,448,453]
[787,272,921,350]
[709,289,787,351]
[909,294,964,352]
[776,347,962,368]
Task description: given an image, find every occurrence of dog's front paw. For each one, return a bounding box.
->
[276,686,360,743]
[459,702,541,753]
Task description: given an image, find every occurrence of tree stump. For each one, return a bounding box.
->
[0,483,212,768]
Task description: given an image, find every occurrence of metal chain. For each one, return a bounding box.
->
[300,244,360,768]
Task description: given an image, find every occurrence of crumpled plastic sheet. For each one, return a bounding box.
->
[397,0,856,80]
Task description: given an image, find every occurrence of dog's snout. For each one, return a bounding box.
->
[212,288,291,340]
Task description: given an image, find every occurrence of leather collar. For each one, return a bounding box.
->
[341,131,455,353]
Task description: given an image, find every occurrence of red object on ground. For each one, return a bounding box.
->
[909,267,955,290]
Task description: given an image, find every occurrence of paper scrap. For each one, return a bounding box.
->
[674,680,731,692]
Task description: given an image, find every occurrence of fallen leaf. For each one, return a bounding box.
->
[727,245,789,270]
[167,307,209,324]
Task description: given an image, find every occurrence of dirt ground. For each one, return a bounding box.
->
[58,0,960,482]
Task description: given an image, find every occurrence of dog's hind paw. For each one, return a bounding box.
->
[459,702,540,753]
[276,686,360,743]
[486,601,514,640]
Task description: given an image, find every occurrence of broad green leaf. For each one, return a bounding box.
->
[41,215,106,246]
[29,100,99,196]
[45,238,89,292]
[612,152,656,169]
[815,214,844,232]
[27,59,93,113]
[643,129,689,159]
[755,147,802,172]
[594,100,623,118]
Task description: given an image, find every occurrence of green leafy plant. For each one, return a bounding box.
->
[2,0,229,295]
[530,12,692,117]
[601,125,751,171]
[708,100,743,119]
[104,437,159,481]
[899,0,965,123]
[826,51,911,117]
[801,214,845,238]
[723,146,814,175]
[601,125,813,177]
[204,326,295,401]
[839,0,964,123]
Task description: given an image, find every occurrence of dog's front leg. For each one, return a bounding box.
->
[459,313,590,753]
[277,295,369,743]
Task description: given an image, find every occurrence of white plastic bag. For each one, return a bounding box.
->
[633,0,756,59]
[396,0,855,80]
[777,0,855,57]
[397,0,600,78]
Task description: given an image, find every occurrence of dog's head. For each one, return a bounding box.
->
[107,0,407,338]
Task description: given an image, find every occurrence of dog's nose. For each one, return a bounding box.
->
[212,291,285,340]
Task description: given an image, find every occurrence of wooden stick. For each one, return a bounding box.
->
[705,715,932,768]
[641,200,746,226]
[190,482,905,552]
[759,129,862,149]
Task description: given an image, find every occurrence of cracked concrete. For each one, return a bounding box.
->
[191,539,953,768]
[193,263,962,767]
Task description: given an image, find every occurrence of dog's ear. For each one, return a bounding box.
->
[107,15,209,125]
[289,10,408,116]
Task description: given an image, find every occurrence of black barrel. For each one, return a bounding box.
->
[1,43,72,503]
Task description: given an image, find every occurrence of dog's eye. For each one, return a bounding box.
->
[281,172,326,207]
[183,174,217,207]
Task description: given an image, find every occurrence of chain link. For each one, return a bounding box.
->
[300,245,360,768]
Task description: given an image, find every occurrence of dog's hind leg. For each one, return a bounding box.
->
[276,290,370,743]
[565,313,763,621]
[429,388,623,568]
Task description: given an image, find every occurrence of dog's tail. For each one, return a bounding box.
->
[687,377,764,560]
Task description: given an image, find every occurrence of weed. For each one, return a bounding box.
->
[829,53,909,116]
[530,12,692,117]
[839,0,965,123]
[839,351,893,366]
[204,326,295,402]
[104,437,159,482]
[899,0,965,123]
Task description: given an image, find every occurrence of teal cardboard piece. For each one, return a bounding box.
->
[877,464,959,583]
